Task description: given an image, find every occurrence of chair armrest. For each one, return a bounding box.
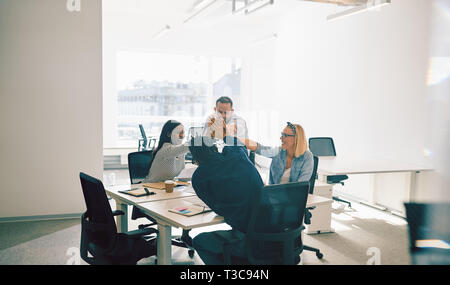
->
[124,228,158,239]
[304,208,313,225]
[112,210,125,216]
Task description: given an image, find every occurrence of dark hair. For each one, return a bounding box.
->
[153,120,182,158]
[188,136,219,165]
[216,96,233,108]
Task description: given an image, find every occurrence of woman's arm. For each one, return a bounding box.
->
[237,138,258,151]
[156,143,190,160]
[237,137,280,158]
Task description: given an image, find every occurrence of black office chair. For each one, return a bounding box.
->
[404,202,450,265]
[185,127,205,162]
[221,182,310,265]
[302,155,324,259]
[249,150,256,165]
[188,126,205,138]
[309,137,351,208]
[128,151,157,229]
[127,151,196,258]
[138,124,157,151]
[79,172,157,265]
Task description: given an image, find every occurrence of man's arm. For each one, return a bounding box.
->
[234,116,248,139]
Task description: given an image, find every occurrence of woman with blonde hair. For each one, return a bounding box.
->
[241,122,313,184]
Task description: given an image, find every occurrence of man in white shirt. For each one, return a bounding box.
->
[204,96,248,140]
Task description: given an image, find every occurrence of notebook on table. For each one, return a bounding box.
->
[169,198,211,217]
[169,205,212,217]
[118,187,156,197]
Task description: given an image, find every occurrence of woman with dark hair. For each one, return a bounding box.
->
[144,120,189,182]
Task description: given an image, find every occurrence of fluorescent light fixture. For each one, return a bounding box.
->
[184,0,221,23]
[232,0,274,15]
[327,0,391,21]
[245,0,274,15]
[152,25,171,40]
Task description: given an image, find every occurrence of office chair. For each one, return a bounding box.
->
[127,151,196,258]
[188,126,205,139]
[303,155,324,259]
[249,150,256,165]
[185,126,205,162]
[309,137,351,208]
[221,182,310,265]
[128,151,157,229]
[404,202,450,265]
[138,124,157,151]
[79,172,157,265]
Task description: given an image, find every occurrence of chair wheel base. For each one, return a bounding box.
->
[316,252,323,259]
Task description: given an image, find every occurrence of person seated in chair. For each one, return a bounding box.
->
[189,135,265,265]
[240,122,314,185]
[142,119,192,246]
[144,120,189,182]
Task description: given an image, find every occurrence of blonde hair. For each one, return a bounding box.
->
[293,124,308,157]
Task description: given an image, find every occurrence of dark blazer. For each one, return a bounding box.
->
[192,137,264,232]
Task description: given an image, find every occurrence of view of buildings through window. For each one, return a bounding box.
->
[116,51,242,147]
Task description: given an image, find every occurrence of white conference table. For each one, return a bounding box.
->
[106,184,197,233]
[317,156,433,209]
[105,184,332,265]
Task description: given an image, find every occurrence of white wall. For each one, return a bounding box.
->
[244,0,448,207]
[0,0,103,218]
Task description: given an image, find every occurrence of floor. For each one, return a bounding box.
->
[0,169,412,265]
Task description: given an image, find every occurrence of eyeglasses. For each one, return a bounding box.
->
[281,132,296,138]
[281,122,296,138]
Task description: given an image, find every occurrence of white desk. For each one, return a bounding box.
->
[317,157,433,214]
[106,184,196,233]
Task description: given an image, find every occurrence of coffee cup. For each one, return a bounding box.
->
[164,180,175,193]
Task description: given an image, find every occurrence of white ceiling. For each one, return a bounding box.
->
[102,0,339,55]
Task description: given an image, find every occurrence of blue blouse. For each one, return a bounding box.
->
[256,144,314,185]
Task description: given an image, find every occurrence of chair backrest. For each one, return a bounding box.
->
[309,137,337,157]
[404,203,450,250]
[188,126,204,138]
[308,155,319,194]
[128,150,153,184]
[139,124,148,149]
[404,202,450,264]
[245,182,310,264]
[249,150,256,165]
[79,172,117,248]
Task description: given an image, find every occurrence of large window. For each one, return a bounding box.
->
[114,51,242,147]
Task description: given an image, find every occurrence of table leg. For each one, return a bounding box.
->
[115,200,128,233]
[157,223,172,265]
[408,171,418,202]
